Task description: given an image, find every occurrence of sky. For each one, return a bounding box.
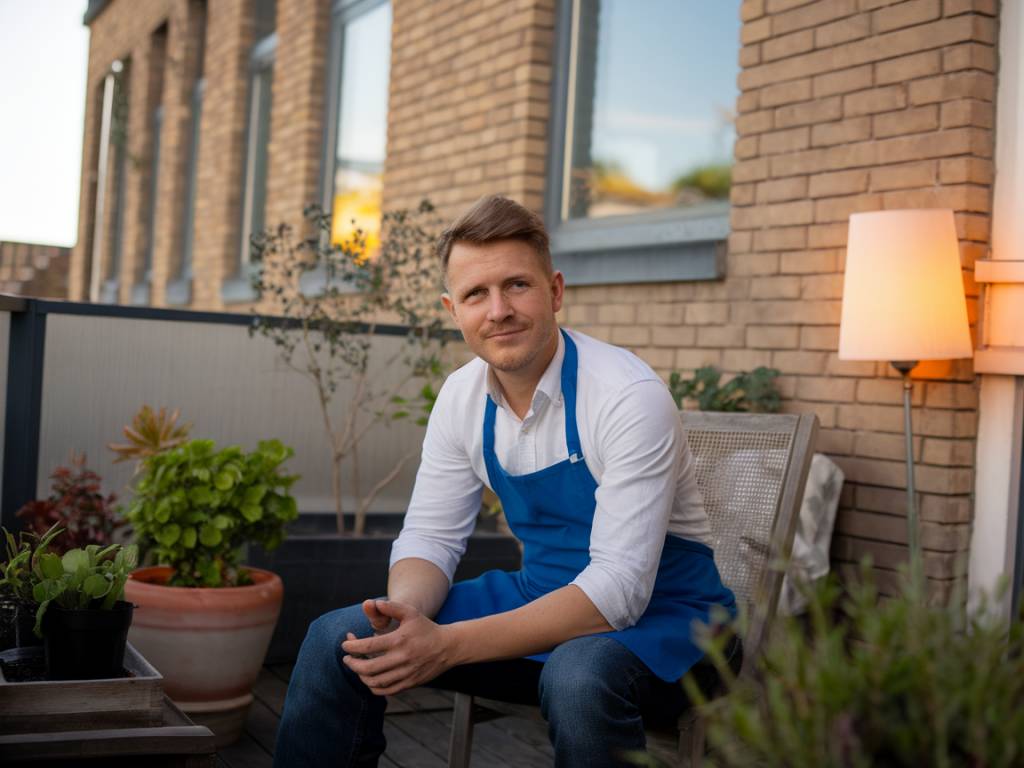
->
[0,0,90,248]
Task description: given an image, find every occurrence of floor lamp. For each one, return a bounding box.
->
[838,209,973,581]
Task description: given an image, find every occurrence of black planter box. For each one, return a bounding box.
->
[247,514,522,664]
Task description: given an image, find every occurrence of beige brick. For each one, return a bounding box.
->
[939,157,993,185]
[869,160,937,191]
[763,28,814,62]
[637,347,676,371]
[771,142,878,178]
[844,85,907,116]
[732,157,771,183]
[636,303,684,325]
[940,99,994,129]
[772,349,828,374]
[731,183,756,206]
[798,376,857,402]
[817,427,855,454]
[722,348,774,371]
[921,438,975,467]
[732,299,840,325]
[739,44,762,69]
[925,381,979,409]
[942,42,996,73]
[814,193,883,223]
[597,303,635,324]
[781,249,840,274]
[765,0,816,12]
[732,200,815,229]
[800,325,839,350]
[696,325,746,348]
[753,226,808,251]
[943,0,997,16]
[651,325,696,347]
[749,276,801,299]
[736,109,774,136]
[815,15,870,48]
[875,50,941,86]
[760,126,810,155]
[807,222,849,249]
[881,184,990,213]
[808,169,869,198]
[773,0,858,35]
[761,78,813,108]
[728,252,781,275]
[675,348,722,371]
[775,96,842,128]
[747,325,799,349]
[781,400,837,428]
[610,325,650,347]
[873,105,940,138]
[741,0,766,21]
[873,0,940,34]
[908,72,996,106]
[827,355,877,378]
[737,91,761,114]
[801,273,843,299]
[756,176,808,203]
[811,116,870,147]
[735,135,760,159]
[684,302,729,326]
[919,494,972,524]
[812,65,872,98]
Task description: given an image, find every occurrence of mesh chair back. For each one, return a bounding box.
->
[680,411,818,663]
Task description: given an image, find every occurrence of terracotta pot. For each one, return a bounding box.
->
[125,566,283,747]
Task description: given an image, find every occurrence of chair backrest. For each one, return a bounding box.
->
[680,411,818,669]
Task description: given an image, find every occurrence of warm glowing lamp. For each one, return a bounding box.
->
[839,209,972,568]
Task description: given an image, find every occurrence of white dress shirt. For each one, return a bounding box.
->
[389,328,712,630]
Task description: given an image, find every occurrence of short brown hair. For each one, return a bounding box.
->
[436,195,552,282]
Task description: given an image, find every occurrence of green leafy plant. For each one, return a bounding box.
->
[29,539,138,639]
[669,366,782,413]
[687,566,1024,767]
[108,404,193,470]
[125,438,300,587]
[0,523,65,603]
[16,451,126,554]
[249,201,450,535]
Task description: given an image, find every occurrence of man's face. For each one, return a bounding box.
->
[442,239,564,376]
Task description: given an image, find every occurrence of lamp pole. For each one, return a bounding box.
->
[891,360,922,585]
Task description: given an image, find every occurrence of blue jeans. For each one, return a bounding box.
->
[274,604,732,768]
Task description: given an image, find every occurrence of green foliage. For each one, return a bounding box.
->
[689,568,1024,767]
[248,201,451,534]
[672,163,732,200]
[125,438,300,587]
[669,366,782,413]
[0,523,65,603]
[27,535,138,639]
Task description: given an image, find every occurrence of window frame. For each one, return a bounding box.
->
[223,31,277,304]
[544,0,733,286]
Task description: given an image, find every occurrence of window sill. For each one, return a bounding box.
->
[222,267,258,305]
[165,276,192,307]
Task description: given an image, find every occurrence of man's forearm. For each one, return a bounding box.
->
[446,584,614,666]
[387,557,450,619]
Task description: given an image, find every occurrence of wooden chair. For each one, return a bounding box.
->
[445,411,819,768]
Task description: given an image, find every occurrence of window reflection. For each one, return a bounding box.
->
[330,2,391,255]
[564,0,740,221]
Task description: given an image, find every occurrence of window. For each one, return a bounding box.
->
[99,59,130,304]
[321,0,391,255]
[167,0,206,307]
[546,0,740,285]
[224,0,275,302]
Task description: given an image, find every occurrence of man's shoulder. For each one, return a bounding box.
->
[438,355,488,401]
[567,328,661,396]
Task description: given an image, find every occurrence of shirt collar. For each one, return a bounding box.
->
[486,329,565,416]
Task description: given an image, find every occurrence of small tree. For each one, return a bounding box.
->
[249,202,450,536]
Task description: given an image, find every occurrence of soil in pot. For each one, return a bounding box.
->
[42,600,134,680]
[14,600,43,648]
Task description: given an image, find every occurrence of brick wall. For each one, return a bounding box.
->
[0,242,70,299]
[564,0,995,598]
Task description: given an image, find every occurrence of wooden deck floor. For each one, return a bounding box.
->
[218,665,679,767]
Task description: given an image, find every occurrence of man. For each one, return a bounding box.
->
[274,195,738,768]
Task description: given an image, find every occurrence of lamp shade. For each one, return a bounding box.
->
[839,209,973,361]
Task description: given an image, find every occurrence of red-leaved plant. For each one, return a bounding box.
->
[16,452,126,555]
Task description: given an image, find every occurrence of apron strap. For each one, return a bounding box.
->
[559,330,584,462]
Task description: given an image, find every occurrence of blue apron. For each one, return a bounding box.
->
[434,330,736,682]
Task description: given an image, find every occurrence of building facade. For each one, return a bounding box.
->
[71,0,1023,608]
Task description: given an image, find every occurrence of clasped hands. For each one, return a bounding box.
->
[341,598,459,697]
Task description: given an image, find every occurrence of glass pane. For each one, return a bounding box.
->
[564,0,740,221]
[108,63,130,280]
[250,64,273,254]
[331,2,391,252]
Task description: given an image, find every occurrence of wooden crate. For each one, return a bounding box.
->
[0,643,163,734]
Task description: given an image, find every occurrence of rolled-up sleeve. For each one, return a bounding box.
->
[389,379,483,583]
[571,379,681,630]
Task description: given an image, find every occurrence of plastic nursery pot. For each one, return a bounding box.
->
[42,600,134,680]
[14,599,43,648]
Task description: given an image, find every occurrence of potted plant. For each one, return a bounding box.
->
[30,537,138,680]
[122,437,299,746]
[0,523,63,649]
[688,567,1024,766]
[244,202,521,662]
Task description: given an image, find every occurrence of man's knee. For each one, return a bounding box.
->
[538,636,633,720]
[297,603,371,669]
